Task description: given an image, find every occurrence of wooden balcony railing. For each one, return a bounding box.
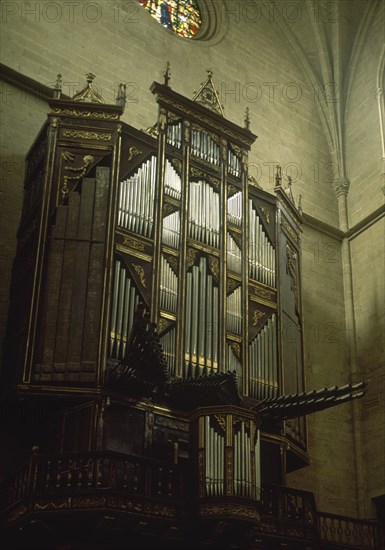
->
[318,512,384,549]
[2,451,185,514]
[2,451,384,550]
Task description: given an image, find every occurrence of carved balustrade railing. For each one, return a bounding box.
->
[2,451,185,512]
[2,455,384,550]
[318,512,385,549]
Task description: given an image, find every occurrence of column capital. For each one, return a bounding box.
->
[334,177,350,197]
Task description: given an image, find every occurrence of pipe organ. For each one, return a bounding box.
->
[5,71,308,538]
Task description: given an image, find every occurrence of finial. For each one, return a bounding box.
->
[207,69,213,79]
[53,73,62,99]
[244,107,250,130]
[164,61,171,86]
[298,194,302,213]
[287,175,292,188]
[72,73,104,104]
[116,83,127,110]
[275,165,282,186]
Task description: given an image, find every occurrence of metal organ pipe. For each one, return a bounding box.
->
[118,156,157,238]
[164,159,181,200]
[184,257,219,376]
[248,200,276,287]
[159,256,178,313]
[166,122,182,149]
[227,191,242,226]
[248,314,277,400]
[191,129,220,165]
[159,327,176,377]
[228,148,241,178]
[227,233,242,274]
[110,260,140,359]
[226,287,242,335]
[162,211,180,249]
[204,416,225,497]
[189,180,220,248]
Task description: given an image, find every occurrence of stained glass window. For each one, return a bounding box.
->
[139,1,202,38]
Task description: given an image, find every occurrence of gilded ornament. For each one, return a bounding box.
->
[61,154,94,199]
[127,146,142,161]
[282,218,298,243]
[208,175,220,189]
[63,130,112,141]
[230,342,241,361]
[132,264,147,288]
[227,278,240,294]
[51,107,119,120]
[227,184,238,197]
[165,254,178,274]
[171,158,182,173]
[208,256,220,281]
[122,237,145,252]
[187,247,198,268]
[184,120,191,143]
[191,166,205,178]
[260,206,270,224]
[252,309,265,326]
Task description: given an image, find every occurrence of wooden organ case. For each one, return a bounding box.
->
[3,72,313,543]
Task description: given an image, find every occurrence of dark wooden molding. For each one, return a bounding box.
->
[0,63,69,100]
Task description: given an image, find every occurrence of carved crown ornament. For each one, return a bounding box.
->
[50,72,127,113]
[192,69,225,117]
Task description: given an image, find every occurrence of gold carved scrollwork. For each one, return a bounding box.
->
[214,414,226,432]
[260,206,270,224]
[282,218,298,244]
[165,254,178,274]
[227,278,240,294]
[127,146,142,162]
[171,158,182,174]
[51,107,119,120]
[163,202,178,217]
[208,256,220,282]
[200,503,260,521]
[208,175,220,189]
[229,229,242,249]
[158,318,170,334]
[286,244,299,307]
[159,108,167,132]
[221,139,227,162]
[187,247,199,269]
[123,237,145,252]
[133,264,147,288]
[254,286,275,302]
[227,184,238,197]
[231,342,241,361]
[184,120,191,144]
[63,129,112,141]
[191,166,205,179]
[61,153,94,199]
[252,309,265,326]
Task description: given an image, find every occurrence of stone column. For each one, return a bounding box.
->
[334,177,367,518]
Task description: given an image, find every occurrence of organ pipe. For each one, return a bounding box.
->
[118,156,157,238]
[226,287,242,335]
[189,180,220,248]
[110,260,140,359]
[248,200,276,287]
[162,211,180,249]
[164,159,181,200]
[249,315,277,400]
[166,122,182,149]
[227,233,242,274]
[204,416,225,497]
[160,327,176,377]
[159,255,178,313]
[191,129,220,166]
[184,257,219,375]
[227,191,242,226]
